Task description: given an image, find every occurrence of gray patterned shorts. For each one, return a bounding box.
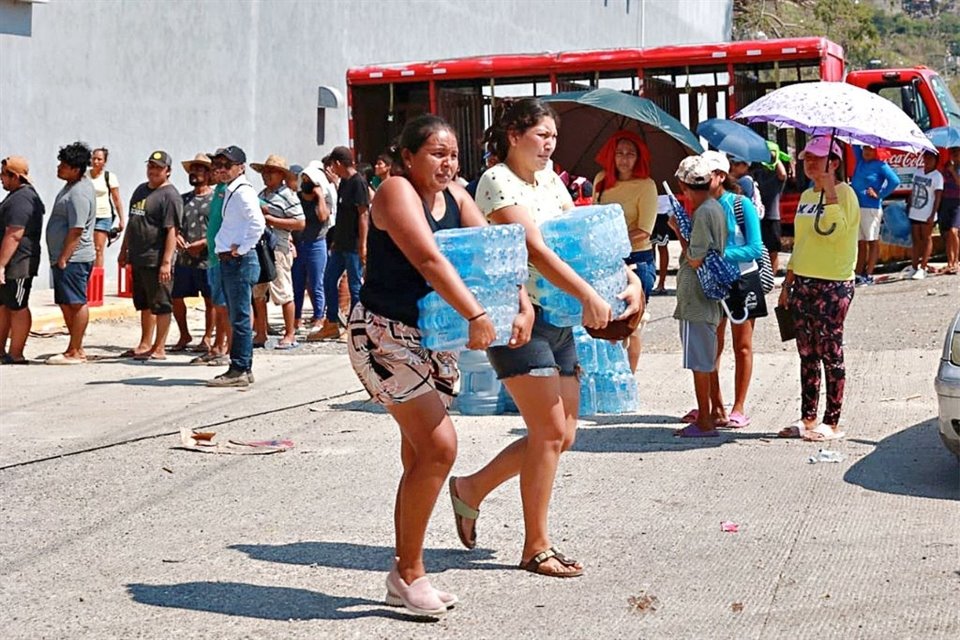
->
[347,302,459,407]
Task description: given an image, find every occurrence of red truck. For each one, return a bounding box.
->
[347,37,960,227]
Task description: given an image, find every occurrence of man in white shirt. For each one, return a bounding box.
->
[208,145,265,387]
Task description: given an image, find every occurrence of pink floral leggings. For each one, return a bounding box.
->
[790,277,855,426]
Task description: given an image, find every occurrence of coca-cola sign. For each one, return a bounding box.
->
[886,151,924,169]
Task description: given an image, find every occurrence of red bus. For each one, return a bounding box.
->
[346,37,956,225]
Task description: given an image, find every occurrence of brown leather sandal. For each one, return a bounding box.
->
[448,476,478,549]
[519,546,583,578]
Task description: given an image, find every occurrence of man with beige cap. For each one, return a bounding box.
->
[170,153,215,353]
[0,156,45,364]
[250,154,304,349]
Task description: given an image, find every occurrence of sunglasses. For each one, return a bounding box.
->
[1,170,15,178]
[210,160,234,169]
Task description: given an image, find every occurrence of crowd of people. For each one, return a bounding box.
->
[1,98,958,616]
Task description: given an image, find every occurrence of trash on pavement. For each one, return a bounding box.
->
[176,427,293,455]
[808,449,845,463]
[627,592,659,613]
[720,521,739,533]
[731,602,744,612]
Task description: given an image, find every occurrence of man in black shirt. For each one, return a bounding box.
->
[0,156,44,364]
[312,146,369,340]
[118,150,181,360]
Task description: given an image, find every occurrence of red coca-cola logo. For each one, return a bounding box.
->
[885,151,924,168]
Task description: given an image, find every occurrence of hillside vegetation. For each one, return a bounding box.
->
[733,0,960,97]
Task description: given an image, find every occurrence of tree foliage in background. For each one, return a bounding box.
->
[733,0,960,96]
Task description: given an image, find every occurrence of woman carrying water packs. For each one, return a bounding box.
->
[347,114,533,616]
[450,98,644,578]
[592,130,658,373]
[679,151,765,430]
[777,136,859,442]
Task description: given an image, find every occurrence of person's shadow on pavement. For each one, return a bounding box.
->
[229,541,507,573]
[508,423,769,453]
[126,581,425,622]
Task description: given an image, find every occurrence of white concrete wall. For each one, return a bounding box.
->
[0,0,731,285]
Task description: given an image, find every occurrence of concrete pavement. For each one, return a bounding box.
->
[1,270,958,639]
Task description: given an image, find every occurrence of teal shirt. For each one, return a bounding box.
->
[718,191,763,265]
[206,183,226,263]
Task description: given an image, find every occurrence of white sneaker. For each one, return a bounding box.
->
[911,269,926,280]
[901,265,916,278]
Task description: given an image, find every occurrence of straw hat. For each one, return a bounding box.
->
[250,154,294,180]
[181,153,212,173]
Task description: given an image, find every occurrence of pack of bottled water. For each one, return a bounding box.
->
[417,224,528,351]
[537,204,632,326]
[573,326,639,416]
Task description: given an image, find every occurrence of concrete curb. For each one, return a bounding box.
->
[30,296,204,332]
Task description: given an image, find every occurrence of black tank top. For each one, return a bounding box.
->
[360,186,462,326]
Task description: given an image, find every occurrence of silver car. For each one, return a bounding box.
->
[935,308,960,457]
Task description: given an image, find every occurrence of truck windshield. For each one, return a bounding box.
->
[930,75,960,128]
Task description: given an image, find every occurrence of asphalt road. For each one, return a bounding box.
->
[1,271,957,639]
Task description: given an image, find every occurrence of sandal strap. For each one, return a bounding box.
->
[521,547,558,571]
[521,546,581,572]
[450,491,479,520]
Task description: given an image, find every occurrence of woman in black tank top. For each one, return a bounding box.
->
[347,115,533,616]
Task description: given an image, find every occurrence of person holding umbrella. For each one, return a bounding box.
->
[451,98,644,578]
[593,129,657,373]
[777,136,859,442]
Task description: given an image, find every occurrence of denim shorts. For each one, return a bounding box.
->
[206,262,227,307]
[486,307,578,380]
[52,261,92,305]
[94,217,113,232]
[626,249,655,300]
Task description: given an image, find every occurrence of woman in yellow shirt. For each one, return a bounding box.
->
[778,136,859,442]
[593,130,657,372]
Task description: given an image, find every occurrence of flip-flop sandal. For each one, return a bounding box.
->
[675,424,720,438]
[448,476,478,550]
[778,420,808,438]
[802,424,845,442]
[191,343,213,353]
[168,344,191,353]
[725,411,751,429]
[519,547,583,578]
[680,409,699,423]
[119,349,143,358]
[274,341,300,350]
[134,353,167,361]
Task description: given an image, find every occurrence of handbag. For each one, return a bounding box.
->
[662,188,740,302]
[733,195,775,294]
[254,229,277,284]
[585,308,643,341]
[725,269,768,322]
[774,304,796,341]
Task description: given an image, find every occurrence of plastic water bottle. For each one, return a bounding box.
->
[418,224,528,351]
[538,204,632,326]
[579,374,597,416]
[456,350,502,415]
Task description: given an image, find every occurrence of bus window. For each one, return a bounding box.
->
[351,82,430,164]
[556,71,637,94]
[643,65,729,134]
[733,59,824,111]
[436,80,486,180]
[930,74,960,128]
[877,83,931,131]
